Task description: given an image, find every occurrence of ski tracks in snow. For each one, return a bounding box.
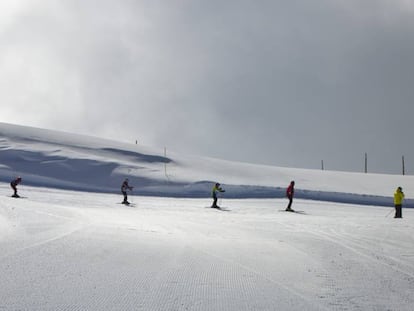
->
[161,206,329,311]
[0,197,88,260]
[269,205,414,310]
[1,193,414,310]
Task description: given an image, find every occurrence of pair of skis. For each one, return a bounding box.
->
[11,195,26,199]
[279,209,306,214]
[119,202,136,207]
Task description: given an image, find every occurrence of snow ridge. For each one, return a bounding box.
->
[0,122,413,207]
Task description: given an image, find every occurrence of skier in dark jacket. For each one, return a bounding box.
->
[10,177,22,198]
[121,178,133,204]
[286,181,295,211]
[211,182,225,208]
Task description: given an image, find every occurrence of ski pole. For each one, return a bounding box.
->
[385,208,394,217]
[130,188,134,205]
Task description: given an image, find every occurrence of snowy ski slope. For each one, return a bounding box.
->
[1,122,414,310]
[0,185,413,310]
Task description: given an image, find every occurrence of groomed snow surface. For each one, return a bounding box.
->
[1,122,414,310]
[1,185,414,311]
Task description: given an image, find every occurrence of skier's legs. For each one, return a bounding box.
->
[122,191,128,203]
[212,194,218,208]
[286,197,293,211]
[395,205,402,218]
[10,183,17,196]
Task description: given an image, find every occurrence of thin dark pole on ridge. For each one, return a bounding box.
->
[365,153,368,173]
[402,155,405,175]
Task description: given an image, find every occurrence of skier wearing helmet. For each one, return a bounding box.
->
[121,178,133,205]
[211,182,225,208]
[10,176,22,198]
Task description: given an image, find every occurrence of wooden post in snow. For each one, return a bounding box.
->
[402,155,405,176]
[164,147,168,180]
[365,153,368,173]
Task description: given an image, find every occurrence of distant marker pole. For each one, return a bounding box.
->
[365,153,368,173]
[164,147,171,182]
[164,147,167,177]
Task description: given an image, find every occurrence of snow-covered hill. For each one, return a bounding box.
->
[0,122,413,207]
[1,122,414,310]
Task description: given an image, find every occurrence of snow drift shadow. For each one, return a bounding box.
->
[0,148,169,193]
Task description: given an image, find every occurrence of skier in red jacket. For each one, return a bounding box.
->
[10,177,22,198]
[285,181,295,211]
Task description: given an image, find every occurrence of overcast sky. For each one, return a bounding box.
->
[1,0,414,174]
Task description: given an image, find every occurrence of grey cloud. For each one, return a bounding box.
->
[1,0,414,174]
